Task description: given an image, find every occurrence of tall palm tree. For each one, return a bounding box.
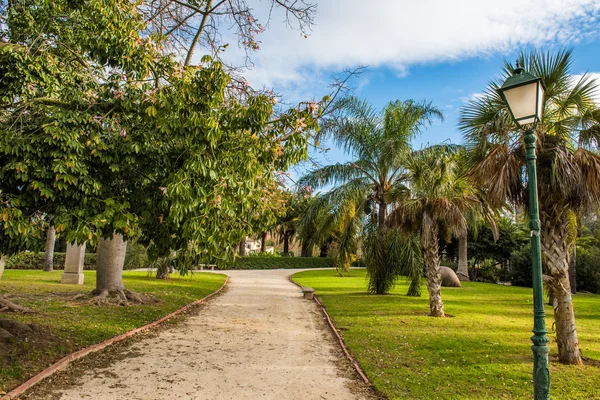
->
[300,97,443,293]
[388,145,495,316]
[460,49,600,364]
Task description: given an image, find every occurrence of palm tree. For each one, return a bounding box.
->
[300,97,443,293]
[460,49,600,364]
[388,145,495,317]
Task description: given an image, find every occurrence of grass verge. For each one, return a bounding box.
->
[0,270,226,393]
[292,269,600,400]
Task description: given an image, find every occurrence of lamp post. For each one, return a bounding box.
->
[497,64,549,399]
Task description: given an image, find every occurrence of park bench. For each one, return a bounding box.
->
[301,286,315,300]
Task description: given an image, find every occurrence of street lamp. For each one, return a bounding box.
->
[498,64,549,400]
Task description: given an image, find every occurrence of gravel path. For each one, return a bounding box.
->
[33,269,373,400]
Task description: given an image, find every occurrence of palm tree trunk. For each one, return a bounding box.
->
[301,242,311,257]
[156,262,169,279]
[456,234,469,281]
[0,254,5,280]
[283,232,290,256]
[260,232,267,253]
[378,200,386,228]
[319,243,328,257]
[569,246,576,294]
[93,233,127,295]
[43,225,56,272]
[421,214,445,317]
[540,211,582,365]
[239,237,247,256]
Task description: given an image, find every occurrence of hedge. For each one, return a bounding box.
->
[220,256,333,270]
[6,253,333,271]
[6,252,97,270]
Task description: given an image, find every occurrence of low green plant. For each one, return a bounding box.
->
[577,246,600,293]
[506,245,533,288]
[246,251,280,257]
[219,256,332,270]
[6,252,97,270]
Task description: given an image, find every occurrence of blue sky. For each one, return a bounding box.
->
[213,0,600,181]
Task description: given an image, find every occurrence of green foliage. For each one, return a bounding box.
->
[300,97,442,292]
[469,260,504,284]
[0,0,324,266]
[444,217,527,267]
[5,244,155,271]
[576,246,600,294]
[219,256,333,270]
[6,252,97,270]
[124,242,149,270]
[506,245,533,288]
[293,269,600,400]
[246,251,280,257]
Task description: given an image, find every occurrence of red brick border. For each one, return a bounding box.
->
[287,273,372,386]
[1,276,228,400]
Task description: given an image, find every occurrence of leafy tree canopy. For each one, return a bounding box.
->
[0,0,324,265]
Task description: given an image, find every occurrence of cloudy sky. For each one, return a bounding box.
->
[205,0,600,176]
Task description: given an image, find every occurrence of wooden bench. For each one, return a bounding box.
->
[302,287,315,300]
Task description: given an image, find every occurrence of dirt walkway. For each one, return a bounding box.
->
[27,270,374,400]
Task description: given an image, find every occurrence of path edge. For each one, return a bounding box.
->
[287,273,372,387]
[1,275,229,400]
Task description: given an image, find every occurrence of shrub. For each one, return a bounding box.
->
[124,242,149,270]
[506,245,533,287]
[6,252,97,270]
[469,261,503,283]
[219,256,333,270]
[576,246,600,294]
[247,251,280,257]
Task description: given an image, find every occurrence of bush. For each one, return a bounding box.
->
[576,247,600,294]
[247,251,280,257]
[6,252,97,270]
[219,256,333,270]
[124,242,149,270]
[469,261,503,283]
[505,245,533,287]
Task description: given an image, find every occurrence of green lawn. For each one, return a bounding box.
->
[293,269,600,400]
[0,270,226,393]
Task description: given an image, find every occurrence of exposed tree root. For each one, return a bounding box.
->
[0,295,34,313]
[71,293,87,301]
[88,288,157,306]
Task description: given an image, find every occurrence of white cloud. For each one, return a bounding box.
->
[572,73,600,104]
[206,0,600,98]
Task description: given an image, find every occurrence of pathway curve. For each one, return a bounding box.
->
[32,269,373,400]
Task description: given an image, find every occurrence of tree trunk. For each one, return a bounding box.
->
[377,200,386,228]
[0,254,5,280]
[260,232,267,253]
[319,243,328,257]
[456,234,469,281]
[283,232,290,256]
[156,262,169,279]
[569,246,576,294]
[239,237,247,256]
[421,214,444,317]
[540,210,582,365]
[43,225,56,272]
[301,242,311,257]
[94,233,127,295]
